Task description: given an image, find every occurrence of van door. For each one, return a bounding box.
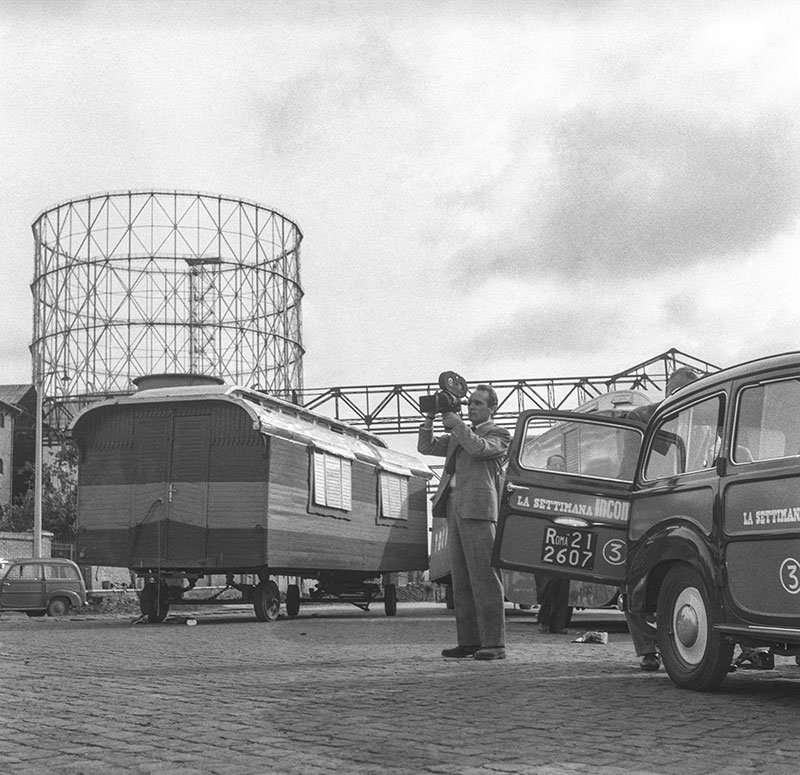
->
[722,375,800,624]
[0,562,44,609]
[493,411,644,584]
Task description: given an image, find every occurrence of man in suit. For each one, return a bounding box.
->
[418,384,511,660]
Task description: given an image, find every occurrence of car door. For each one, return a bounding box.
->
[493,410,644,585]
[721,374,800,625]
[0,562,45,609]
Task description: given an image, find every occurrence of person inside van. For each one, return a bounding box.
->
[535,454,572,634]
[625,367,699,671]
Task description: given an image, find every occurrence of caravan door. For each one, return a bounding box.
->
[493,411,644,585]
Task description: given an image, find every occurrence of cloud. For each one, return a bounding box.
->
[464,290,629,362]
[257,29,420,157]
[451,107,800,285]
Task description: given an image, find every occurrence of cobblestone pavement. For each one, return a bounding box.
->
[1,602,798,775]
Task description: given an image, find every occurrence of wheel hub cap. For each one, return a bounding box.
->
[675,603,699,648]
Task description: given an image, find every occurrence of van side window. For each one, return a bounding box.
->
[643,395,724,480]
[734,378,800,463]
[10,563,42,580]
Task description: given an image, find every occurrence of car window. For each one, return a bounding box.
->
[519,415,642,482]
[734,378,800,463]
[643,395,724,480]
[44,564,79,580]
[8,563,42,580]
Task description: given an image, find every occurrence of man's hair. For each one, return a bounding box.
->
[666,367,700,396]
[474,383,499,412]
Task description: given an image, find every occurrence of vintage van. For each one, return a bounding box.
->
[493,352,800,690]
[0,557,87,616]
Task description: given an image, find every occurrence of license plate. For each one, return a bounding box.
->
[541,525,597,570]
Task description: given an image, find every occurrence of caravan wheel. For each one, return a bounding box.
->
[286,584,301,618]
[140,582,169,623]
[384,584,397,617]
[254,580,280,622]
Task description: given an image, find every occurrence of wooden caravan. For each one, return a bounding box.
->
[70,374,432,622]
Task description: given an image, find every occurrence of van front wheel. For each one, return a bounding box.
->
[657,564,733,691]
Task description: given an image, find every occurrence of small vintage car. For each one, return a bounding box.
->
[0,557,87,616]
[493,351,800,690]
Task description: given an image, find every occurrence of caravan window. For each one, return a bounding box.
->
[311,450,352,511]
[378,471,409,521]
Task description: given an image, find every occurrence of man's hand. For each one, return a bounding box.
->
[441,412,460,429]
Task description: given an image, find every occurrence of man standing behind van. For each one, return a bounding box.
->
[626,366,699,671]
[418,384,510,660]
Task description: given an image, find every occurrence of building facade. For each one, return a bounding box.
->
[0,385,36,507]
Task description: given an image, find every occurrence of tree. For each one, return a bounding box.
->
[0,442,77,543]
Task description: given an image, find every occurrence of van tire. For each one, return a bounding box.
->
[657,564,733,691]
[46,597,71,617]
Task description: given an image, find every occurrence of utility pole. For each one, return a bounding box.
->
[33,381,43,558]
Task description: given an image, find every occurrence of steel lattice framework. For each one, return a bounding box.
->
[300,349,719,435]
[31,191,304,431]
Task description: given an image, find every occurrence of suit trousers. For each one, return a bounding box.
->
[447,496,506,648]
[627,611,658,656]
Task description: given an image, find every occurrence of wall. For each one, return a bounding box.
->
[0,530,53,559]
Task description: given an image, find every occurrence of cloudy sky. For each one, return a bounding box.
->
[2,0,800,395]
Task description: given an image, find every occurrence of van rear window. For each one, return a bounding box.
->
[519,416,642,482]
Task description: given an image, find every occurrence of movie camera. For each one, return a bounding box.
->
[418,371,469,415]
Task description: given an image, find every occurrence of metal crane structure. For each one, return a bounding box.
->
[30,190,304,435]
[299,348,719,435]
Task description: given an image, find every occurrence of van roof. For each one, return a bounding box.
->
[660,350,800,411]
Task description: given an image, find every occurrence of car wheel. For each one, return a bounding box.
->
[253,580,280,622]
[657,563,733,691]
[384,583,397,617]
[286,584,301,618]
[46,597,71,617]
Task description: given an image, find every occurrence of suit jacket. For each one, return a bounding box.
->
[418,417,511,521]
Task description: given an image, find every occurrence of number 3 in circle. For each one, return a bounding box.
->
[602,539,626,566]
[780,557,800,595]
